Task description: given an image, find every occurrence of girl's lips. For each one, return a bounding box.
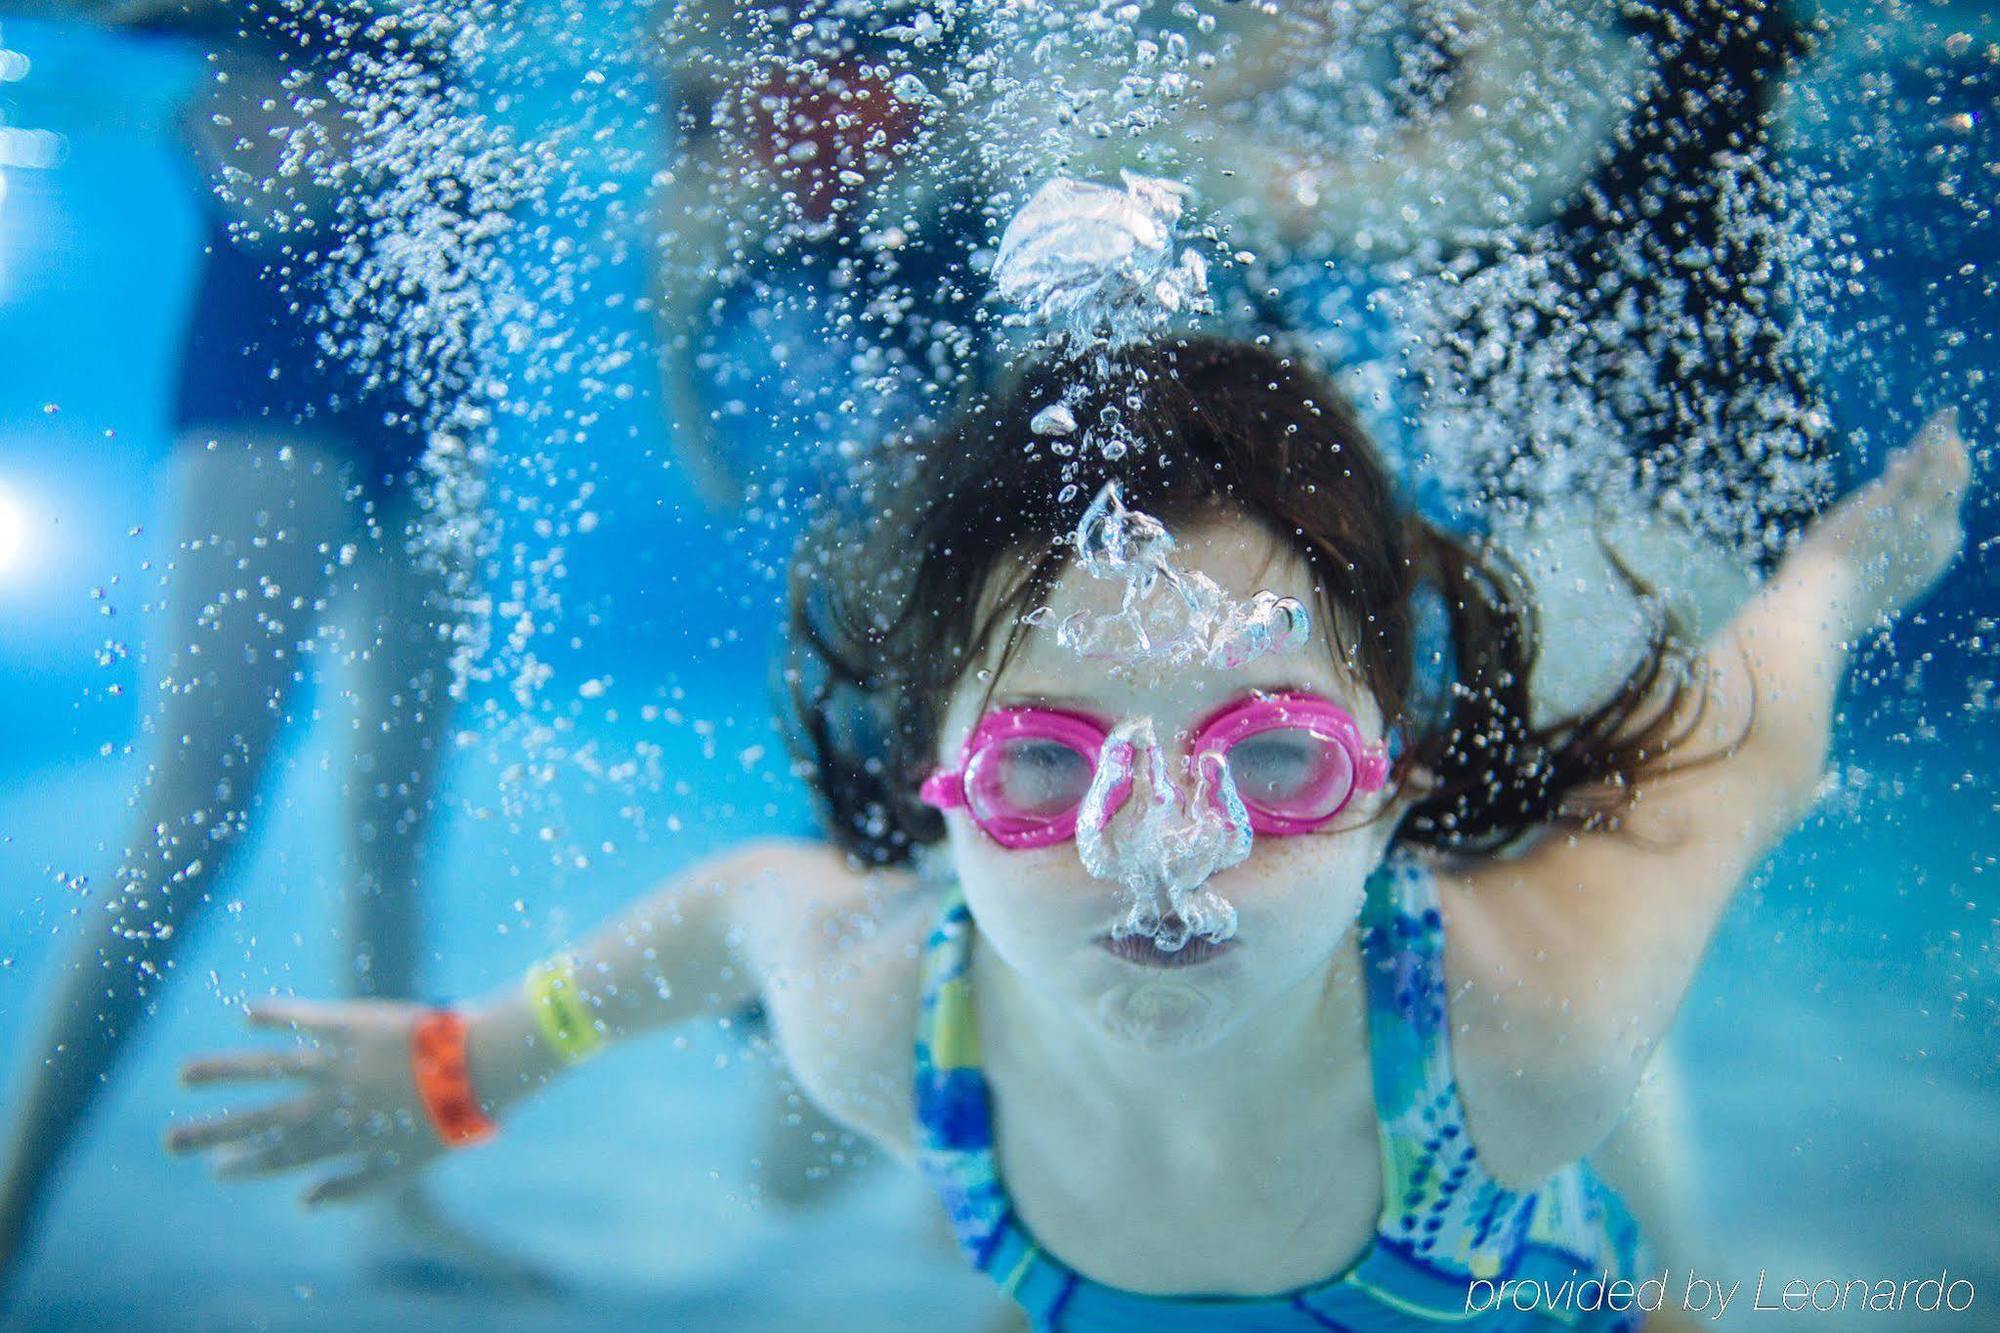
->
[1099,933,1236,968]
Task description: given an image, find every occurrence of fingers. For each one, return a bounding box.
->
[1934,417,1972,496]
[244,998,352,1033]
[1911,413,1973,546]
[1871,410,1972,529]
[165,1096,319,1155]
[180,1048,330,1088]
[1912,406,1960,451]
[302,1160,402,1209]
[211,1120,350,1180]
[1904,408,1973,489]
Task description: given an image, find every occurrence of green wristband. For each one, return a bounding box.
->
[524,953,606,1063]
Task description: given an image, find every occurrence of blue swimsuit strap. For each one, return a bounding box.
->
[1353,851,1550,1276]
[1354,852,1652,1289]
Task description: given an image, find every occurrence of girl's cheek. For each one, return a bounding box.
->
[1239,834,1328,880]
[954,833,1060,901]
[989,848,1089,903]
[1234,837,1372,917]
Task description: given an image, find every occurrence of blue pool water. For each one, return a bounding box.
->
[1,6,1995,1329]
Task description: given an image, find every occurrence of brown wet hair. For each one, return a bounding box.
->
[785,335,1727,867]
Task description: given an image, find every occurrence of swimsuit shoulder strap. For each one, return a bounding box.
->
[1357,843,1459,1141]
[1356,845,1548,1275]
[916,882,983,1081]
[912,881,1013,1260]
[910,886,1100,1320]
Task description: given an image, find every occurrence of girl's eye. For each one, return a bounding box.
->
[971,738,1094,817]
[1227,731,1322,798]
[1224,730,1352,819]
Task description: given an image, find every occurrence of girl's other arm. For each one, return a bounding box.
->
[1448,411,1972,1184]
[167,837,928,1202]
[480,836,932,1160]
[460,840,816,1108]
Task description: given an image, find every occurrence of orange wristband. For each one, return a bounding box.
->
[410,1010,497,1148]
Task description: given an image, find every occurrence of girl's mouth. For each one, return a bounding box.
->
[1099,933,1236,968]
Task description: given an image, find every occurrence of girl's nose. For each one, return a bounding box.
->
[1080,718,1183,840]
[1077,717,1251,896]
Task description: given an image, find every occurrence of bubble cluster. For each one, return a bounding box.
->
[1040,481,1312,672]
[1024,480,1313,946]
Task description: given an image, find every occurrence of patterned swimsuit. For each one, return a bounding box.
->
[912,846,1653,1330]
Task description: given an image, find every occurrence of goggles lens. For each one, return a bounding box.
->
[1218,724,1356,825]
[965,735,1097,831]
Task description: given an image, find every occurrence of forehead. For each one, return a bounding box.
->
[978,512,1365,705]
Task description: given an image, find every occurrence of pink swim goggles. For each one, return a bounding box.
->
[919,691,1392,850]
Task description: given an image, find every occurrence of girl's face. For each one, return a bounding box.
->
[936,513,1402,1056]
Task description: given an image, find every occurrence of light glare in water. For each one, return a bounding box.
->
[0,480,27,578]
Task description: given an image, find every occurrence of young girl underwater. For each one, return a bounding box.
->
[165,338,1971,1329]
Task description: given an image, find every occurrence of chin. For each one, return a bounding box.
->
[1090,977,1246,1055]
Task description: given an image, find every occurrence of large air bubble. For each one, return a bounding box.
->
[994,171,1210,355]
[1038,481,1313,672]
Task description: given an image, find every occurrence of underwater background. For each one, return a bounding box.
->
[0,1,1994,1327]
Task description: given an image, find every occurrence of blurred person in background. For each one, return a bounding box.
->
[1170,0,1834,711]
[645,0,995,1211]
[0,0,542,1295]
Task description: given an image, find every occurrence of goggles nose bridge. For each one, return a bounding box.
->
[1075,718,1151,844]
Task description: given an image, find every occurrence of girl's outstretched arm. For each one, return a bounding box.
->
[1444,410,1973,1182]
[166,838,931,1205]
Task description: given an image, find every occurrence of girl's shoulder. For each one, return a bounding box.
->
[728,838,944,1163]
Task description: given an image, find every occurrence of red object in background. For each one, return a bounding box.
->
[737,59,926,221]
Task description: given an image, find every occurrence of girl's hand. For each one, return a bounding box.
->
[1789,408,1974,637]
[166,999,449,1208]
